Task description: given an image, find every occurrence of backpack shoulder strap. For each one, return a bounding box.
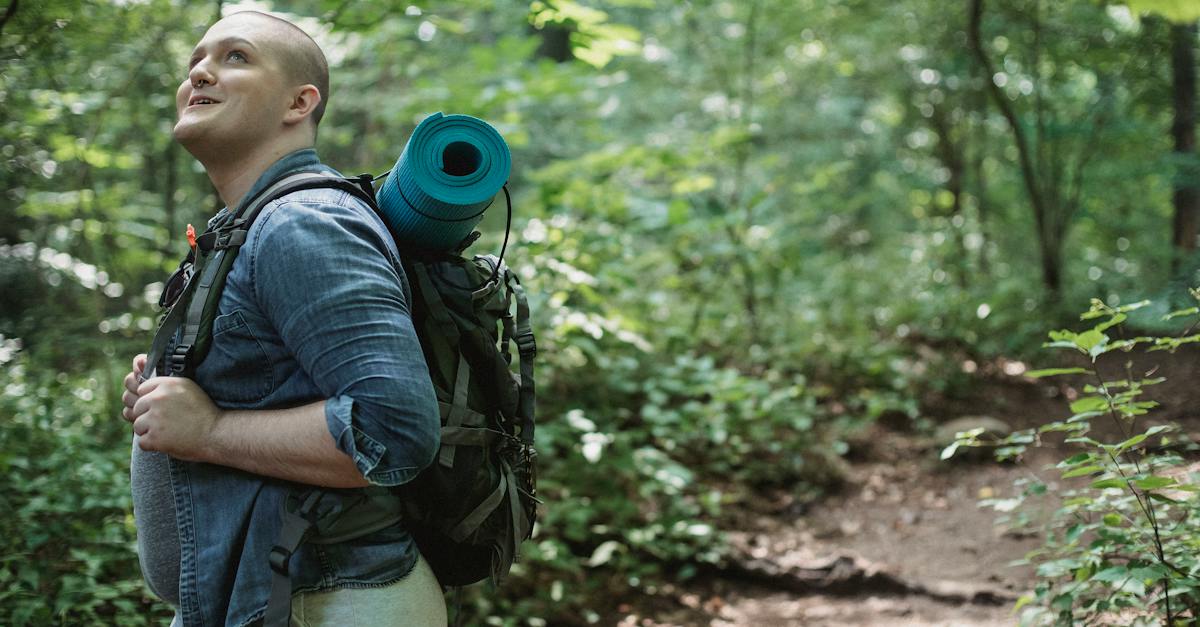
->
[144,172,376,379]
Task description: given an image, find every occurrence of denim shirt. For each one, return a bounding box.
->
[166,149,439,626]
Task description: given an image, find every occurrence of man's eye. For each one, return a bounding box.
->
[227,50,247,62]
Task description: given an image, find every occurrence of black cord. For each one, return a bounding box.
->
[489,184,512,283]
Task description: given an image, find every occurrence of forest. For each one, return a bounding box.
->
[4,0,1200,625]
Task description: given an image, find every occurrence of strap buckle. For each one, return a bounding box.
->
[515,333,536,358]
[268,546,292,575]
[195,227,247,252]
[166,344,191,376]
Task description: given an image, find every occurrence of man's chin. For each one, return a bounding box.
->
[172,120,210,154]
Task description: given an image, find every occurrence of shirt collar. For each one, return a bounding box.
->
[232,148,324,214]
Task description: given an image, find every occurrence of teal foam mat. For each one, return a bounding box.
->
[378,112,511,251]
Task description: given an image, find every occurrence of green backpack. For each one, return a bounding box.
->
[145,171,539,625]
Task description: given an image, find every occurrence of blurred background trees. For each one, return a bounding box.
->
[1,0,1198,623]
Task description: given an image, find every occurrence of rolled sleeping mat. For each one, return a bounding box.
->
[378,112,511,251]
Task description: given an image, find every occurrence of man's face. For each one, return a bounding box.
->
[174,14,291,152]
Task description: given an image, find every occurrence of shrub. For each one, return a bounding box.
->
[948,294,1200,626]
[0,344,170,626]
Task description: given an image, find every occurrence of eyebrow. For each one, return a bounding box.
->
[190,37,258,58]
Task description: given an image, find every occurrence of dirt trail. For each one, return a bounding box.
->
[619,346,1200,626]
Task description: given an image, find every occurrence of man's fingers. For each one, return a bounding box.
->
[124,371,142,396]
[132,353,147,375]
[132,414,151,438]
[129,393,154,421]
[136,377,164,397]
[122,388,139,410]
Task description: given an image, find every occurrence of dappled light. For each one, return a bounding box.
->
[4,0,1200,625]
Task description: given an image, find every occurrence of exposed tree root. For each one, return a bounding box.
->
[709,548,1018,607]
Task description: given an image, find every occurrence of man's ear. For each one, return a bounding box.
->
[283,84,321,127]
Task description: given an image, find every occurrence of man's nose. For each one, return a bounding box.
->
[188,58,216,88]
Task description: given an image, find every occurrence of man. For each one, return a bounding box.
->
[120,11,447,626]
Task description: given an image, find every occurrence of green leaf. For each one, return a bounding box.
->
[1092,565,1129,583]
[1074,329,1106,351]
[1026,367,1093,378]
[1133,476,1176,490]
[1102,513,1123,526]
[1095,313,1126,333]
[1164,306,1199,320]
[1058,453,1095,467]
[1091,478,1127,490]
[1070,397,1109,414]
[1126,0,1200,22]
[940,441,960,461]
[1062,465,1104,479]
[1114,433,1148,453]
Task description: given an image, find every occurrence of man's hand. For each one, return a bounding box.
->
[125,373,222,463]
[121,353,148,422]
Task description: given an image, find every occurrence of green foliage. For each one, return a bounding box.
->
[950,294,1200,625]
[0,347,170,626]
[2,0,1198,622]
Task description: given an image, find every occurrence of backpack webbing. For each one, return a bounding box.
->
[144,172,376,380]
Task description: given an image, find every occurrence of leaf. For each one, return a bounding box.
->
[1074,329,1106,352]
[1133,476,1176,490]
[1164,306,1199,320]
[1070,397,1109,414]
[1026,367,1092,378]
[1114,433,1148,453]
[1092,565,1129,583]
[1125,0,1200,22]
[1102,513,1123,526]
[940,442,960,461]
[1062,465,1104,479]
[1095,313,1126,333]
[1057,453,1095,467]
[1091,478,1127,490]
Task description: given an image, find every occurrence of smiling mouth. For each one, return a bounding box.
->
[187,96,221,108]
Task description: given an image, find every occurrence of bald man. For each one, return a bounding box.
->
[121,12,446,626]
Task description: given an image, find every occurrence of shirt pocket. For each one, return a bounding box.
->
[195,309,274,405]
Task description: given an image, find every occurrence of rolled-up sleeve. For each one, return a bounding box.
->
[250,191,440,486]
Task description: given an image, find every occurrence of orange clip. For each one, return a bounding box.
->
[187,224,197,251]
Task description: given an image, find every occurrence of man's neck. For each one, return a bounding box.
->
[201,137,313,209]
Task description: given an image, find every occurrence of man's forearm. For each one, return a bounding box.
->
[202,400,369,488]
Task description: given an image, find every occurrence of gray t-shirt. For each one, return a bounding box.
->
[130,439,180,606]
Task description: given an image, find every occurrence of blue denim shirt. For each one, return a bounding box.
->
[169,149,439,626]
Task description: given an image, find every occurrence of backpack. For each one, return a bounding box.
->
[144,171,539,625]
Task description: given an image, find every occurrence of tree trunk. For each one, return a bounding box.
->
[534,24,572,62]
[1171,22,1199,273]
[0,0,17,40]
[967,0,1062,297]
[163,140,178,256]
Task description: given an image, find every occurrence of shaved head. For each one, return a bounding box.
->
[227,11,330,130]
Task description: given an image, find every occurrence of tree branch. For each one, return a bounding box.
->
[0,0,18,41]
[967,0,1045,225]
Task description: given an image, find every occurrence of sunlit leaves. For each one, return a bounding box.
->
[1124,0,1200,23]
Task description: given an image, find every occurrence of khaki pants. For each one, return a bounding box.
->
[291,555,447,627]
[169,555,447,627]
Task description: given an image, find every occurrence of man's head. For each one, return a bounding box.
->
[174,11,329,160]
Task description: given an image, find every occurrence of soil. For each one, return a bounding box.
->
[614,345,1200,626]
